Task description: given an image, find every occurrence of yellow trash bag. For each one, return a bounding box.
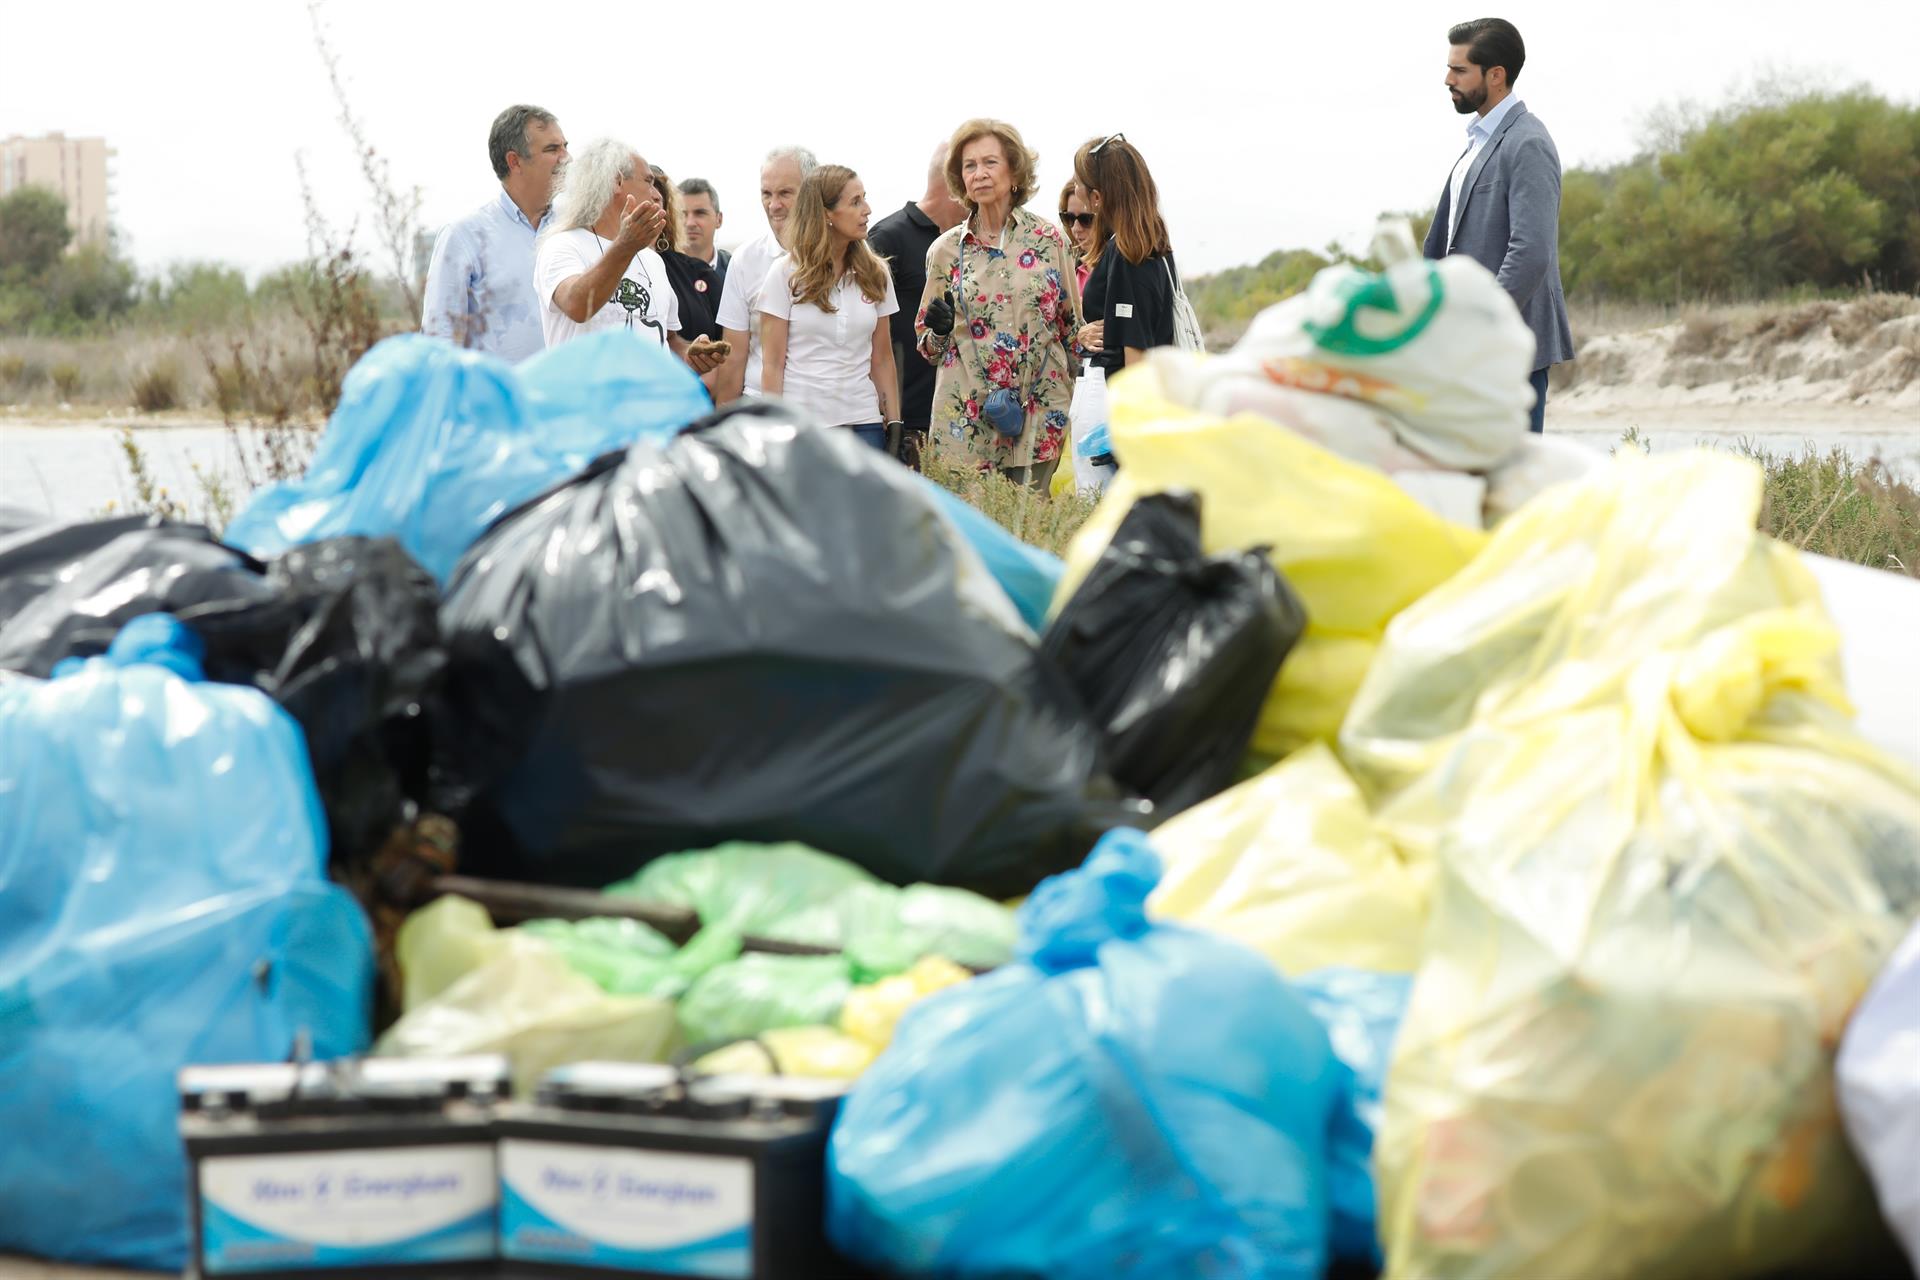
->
[1348,453,1920,1280]
[692,1025,878,1081]
[688,956,974,1081]
[1148,743,1429,975]
[839,955,973,1050]
[378,896,679,1095]
[1057,365,1484,758]
[1049,437,1076,497]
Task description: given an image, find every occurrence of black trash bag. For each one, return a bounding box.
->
[0,516,278,671]
[198,538,447,869]
[433,402,1136,897]
[1041,491,1307,815]
[0,515,443,870]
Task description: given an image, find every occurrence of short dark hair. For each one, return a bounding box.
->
[1448,18,1526,88]
[677,177,719,215]
[488,104,557,180]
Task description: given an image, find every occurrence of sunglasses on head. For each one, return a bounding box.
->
[1058,212,1095,228]
[1088,132,1125,156]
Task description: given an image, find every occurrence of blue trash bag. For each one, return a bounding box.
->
[919,480,1064,631]
[0,615,373,1271]
[1294,967,1413,1269]
[827,828,1340,1279]
[1075,419,1112,460]
[224,331,711,582]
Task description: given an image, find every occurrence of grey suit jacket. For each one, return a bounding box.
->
[1423,101,1575,370]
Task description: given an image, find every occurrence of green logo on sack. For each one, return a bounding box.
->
[1303,265,1445,357]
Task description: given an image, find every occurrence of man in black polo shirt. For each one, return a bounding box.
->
[867,142,967,467]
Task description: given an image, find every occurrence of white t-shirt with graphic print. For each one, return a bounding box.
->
[534,228,681,349]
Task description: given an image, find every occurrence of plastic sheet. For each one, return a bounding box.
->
[0,615,373,1271]
[1837,917,1920,1272]
[434,403,1132,897]
[1044,490,1305,813]
[827,829,1340,1280]
[225,331,711,582]
[1346,453,1920,1280]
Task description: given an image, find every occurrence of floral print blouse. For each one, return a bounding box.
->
[916,207,1081,470]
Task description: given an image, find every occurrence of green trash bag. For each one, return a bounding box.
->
[677,954,856,1049]
[607,842,876,935]
[606,843,1017,970]
[520,918,742,999]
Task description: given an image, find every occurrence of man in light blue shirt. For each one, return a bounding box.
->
[421,105,569,363]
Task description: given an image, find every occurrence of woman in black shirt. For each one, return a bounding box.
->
[1072,134,1178,373]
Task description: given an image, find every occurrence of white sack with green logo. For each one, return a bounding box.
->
[1151,221,1539,475]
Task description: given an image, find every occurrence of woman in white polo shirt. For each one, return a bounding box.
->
[757,165,902,450]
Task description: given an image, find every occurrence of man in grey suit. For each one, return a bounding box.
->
[1424,18,1573,433]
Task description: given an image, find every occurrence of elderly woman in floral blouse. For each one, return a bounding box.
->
[915,118,1080,490]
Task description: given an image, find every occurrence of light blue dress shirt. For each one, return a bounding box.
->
[420,188,546,363]
[1446,93,1523,251]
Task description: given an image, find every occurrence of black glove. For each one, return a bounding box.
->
[924,290,955,337]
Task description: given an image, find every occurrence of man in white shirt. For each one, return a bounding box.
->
[714,145,817,403]
[421,105,568,362]
[533,138,726,376]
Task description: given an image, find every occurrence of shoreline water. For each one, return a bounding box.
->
[4,410,1918,526]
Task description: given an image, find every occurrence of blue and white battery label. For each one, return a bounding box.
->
[499,1138,754,1278]
[197,1144,496,1272]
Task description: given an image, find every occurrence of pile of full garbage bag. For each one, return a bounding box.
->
[5,228,1920,1279]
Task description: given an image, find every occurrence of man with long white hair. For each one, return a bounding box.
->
[533,137,726,373]
[714,144,817,402]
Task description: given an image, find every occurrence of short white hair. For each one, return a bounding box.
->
[761,145,817,177]
[546,137,641,238]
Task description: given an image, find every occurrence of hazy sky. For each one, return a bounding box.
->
[5,1,1915,281]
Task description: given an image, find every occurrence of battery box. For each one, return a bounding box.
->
[494,1062,860,1279]
[179,1055,509,1278]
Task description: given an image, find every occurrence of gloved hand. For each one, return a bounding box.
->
[924,290,955,337]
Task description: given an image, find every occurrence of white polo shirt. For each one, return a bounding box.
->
[714,230,786,393]
[755,258,898,427]
[534,227,680,349]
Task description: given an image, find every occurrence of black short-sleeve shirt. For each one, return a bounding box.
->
[868,202,942,427]
[660,250,724,343]
[1082,237,1177,373]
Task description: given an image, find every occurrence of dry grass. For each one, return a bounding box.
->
[920,436,1099,558]
[1743,440,1920,576]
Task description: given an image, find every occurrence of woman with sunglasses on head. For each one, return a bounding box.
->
[915,118,1080,491]
[756,164,902,452]
[1073,134,1179,373]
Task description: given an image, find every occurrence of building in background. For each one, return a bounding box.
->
[1,132,114,247]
